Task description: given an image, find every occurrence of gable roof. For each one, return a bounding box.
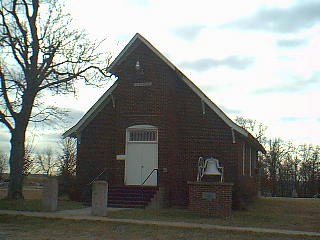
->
[63,33,265,152]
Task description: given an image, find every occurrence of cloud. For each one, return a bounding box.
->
[253,72,320,94]
[171,25,205,40]
[0,127,11,154]
[181,56,254,71]
[131,0,150,6]
[66,108,85,123]
[222,1,320,33]
[280,117,308,122]
[220,106,242,115]
[276,39,308,48]
[130,0,150,7]
[28,108,83,151]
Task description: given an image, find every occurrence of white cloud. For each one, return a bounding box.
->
[223,1,320,33]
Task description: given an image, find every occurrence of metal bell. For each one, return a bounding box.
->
[203,158,222,176]
[197,157,224,182]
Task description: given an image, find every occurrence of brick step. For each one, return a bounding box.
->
[108,203,145,208]
[108,199,149,205]
[108,192,155,197]
[108,190,156,195]
[108,195,152,201]
[109,185,158,189]
[109,188,158,193]
[107,186,158,208]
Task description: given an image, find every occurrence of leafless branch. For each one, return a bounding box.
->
[0,109,13,131]
[0,66,17,118]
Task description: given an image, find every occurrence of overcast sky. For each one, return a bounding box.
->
[1,0,320,154]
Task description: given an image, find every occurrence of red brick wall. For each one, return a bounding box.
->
[188,181,233,217]
[77,102,118,185]
[76,40,259,206]
[173,78,243,206]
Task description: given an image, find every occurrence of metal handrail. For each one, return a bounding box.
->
[89,168,107,185]
[89,167,123,185]
[141,168,158,185]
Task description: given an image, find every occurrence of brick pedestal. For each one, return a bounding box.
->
[188,181,233,218]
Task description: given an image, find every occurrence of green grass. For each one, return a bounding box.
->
[108,197,320,232]
[231,197,320,231]
[0,197,319,234]
[0,215,318,240]
[0,199,85,211]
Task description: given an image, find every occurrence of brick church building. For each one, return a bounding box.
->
[64,33,265,208]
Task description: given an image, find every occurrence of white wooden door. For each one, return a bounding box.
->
[125,126,158,186]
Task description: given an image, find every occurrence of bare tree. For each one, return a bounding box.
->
[58,137,76,177]
[0,0,108,198]
[235,116,267,145]
[23,141,35,175]
[265,138,288,196]
[34,147,58,176]
[0,150,8,180]
[57,137,77,196]
[235,117,319,197]
[282,143,300,196]
[299,144,320,197]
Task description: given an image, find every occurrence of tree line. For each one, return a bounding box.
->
[236,117,320,198]
[21,138,76,177]
[0,138,77,195]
